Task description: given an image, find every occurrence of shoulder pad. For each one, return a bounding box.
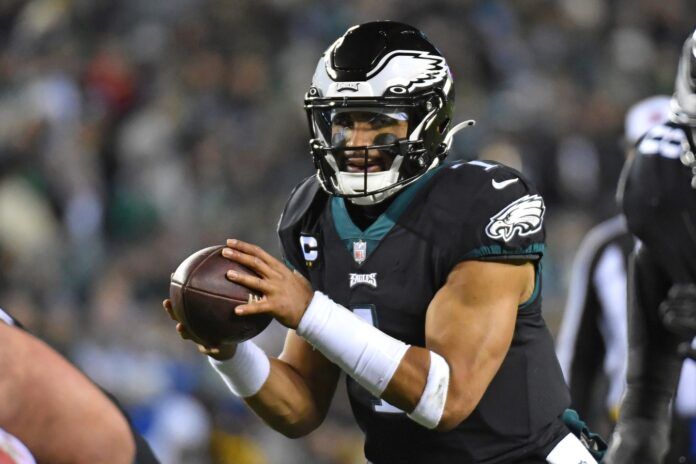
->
[277,175,328,234]
[437,159,538,205]
[401,160,545,266]
[446,159,530,184]
[636,122,687,160]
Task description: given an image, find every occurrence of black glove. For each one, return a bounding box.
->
[659,284,696,339]
[604,417,670,464]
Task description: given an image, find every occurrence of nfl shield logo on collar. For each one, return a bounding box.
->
[353,240,367,264]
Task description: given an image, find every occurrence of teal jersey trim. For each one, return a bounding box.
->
[461,242,546,260]
[462,243,544,310]
[331,165,444,257]
[283,258,296,271]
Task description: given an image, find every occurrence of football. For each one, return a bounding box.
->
[169,245,272,346]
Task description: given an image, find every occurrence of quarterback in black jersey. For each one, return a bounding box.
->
[605,29,696,464]
[165,21,596,463]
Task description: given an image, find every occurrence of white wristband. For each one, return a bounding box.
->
[209,341,270,398]
[297,291,410,397]
[407,351,450,429]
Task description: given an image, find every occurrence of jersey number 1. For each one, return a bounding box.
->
[352,306,404,414]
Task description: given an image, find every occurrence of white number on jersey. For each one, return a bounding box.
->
[352,306,404,414]
[637,125,685,159]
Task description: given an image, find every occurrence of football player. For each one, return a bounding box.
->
[557,95,696,461]
[604,29,696,464]
[0,307,160,464]
[165,21,597,463]
[555,97,669,436]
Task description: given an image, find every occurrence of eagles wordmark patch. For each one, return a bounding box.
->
[485,194,545,242]
[349,273,378,289]
[336,82,360,92]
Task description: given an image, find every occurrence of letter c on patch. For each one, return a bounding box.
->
[300,235,319,261]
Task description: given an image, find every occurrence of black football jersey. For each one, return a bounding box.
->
[622,121,696,284]
[617,121,696,439]
[278,161,570,463]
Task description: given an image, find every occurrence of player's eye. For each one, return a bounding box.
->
[369,114,397,130]
[332,113,354,128]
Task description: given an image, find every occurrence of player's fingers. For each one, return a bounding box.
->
[197,344,221,355]
[175,323,192,340]
[234,299,270,316]
[227,238,283,270]
[226,269,272,294]
[163,299,177,320]
[222,247,275,277]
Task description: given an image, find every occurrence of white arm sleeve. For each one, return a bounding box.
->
[297,291,450,428]
[297,291,409,397]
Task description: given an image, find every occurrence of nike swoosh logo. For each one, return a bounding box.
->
[492,178,518,190]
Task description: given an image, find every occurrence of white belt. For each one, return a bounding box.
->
[546,433,598,464]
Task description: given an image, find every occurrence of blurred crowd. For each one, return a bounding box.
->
[0,0,694,462]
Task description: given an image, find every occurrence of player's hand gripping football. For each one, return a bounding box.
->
[162,299,238,360]
[222,238,314,329]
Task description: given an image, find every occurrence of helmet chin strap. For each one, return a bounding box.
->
[338,157,405,205]
[345,156,447,205]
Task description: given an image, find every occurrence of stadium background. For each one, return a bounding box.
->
[0,0,693,462]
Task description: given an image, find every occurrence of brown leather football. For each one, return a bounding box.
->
[169,245,271,346]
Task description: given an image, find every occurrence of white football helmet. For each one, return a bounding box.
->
[669,29,696,188]
[304,21,473,204]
